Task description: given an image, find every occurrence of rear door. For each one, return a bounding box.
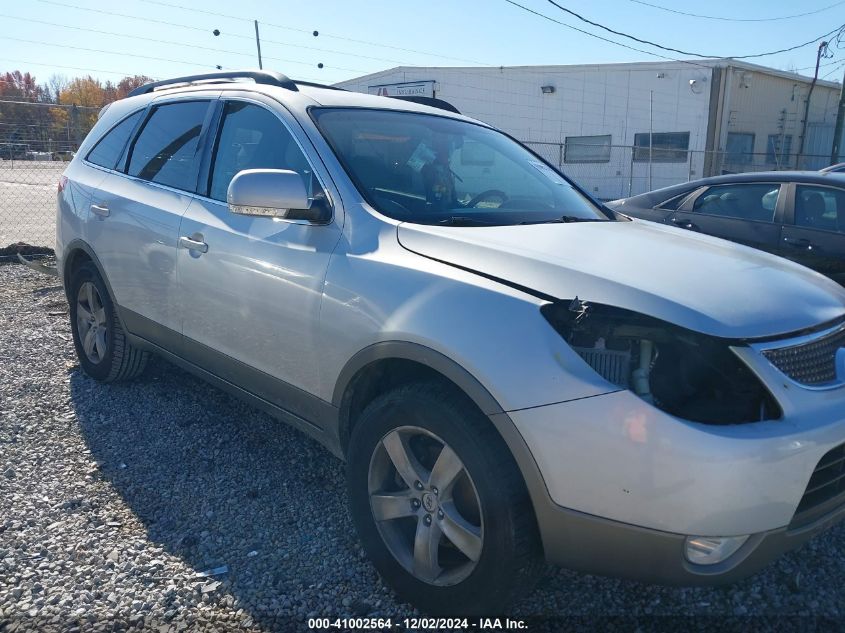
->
[90,97,215,336]
[668,182,784,255]
[780,183,845,284]
[70,109,144,240]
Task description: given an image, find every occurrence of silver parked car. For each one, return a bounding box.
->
[57,71,845,615]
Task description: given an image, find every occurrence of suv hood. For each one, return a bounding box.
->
[397,220,845,339]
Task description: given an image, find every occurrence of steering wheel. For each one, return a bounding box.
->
[466,189,508,208]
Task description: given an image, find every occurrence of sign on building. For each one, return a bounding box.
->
[368,81,435,98]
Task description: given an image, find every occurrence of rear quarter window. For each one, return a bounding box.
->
[86,110,143,170]
[655,190,695,210]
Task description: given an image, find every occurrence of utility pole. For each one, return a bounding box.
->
[796,40,828,169]
[213,24,262,69]
[254,20,263,69]
[831,66,845,165]
[70,104,81,150]
[648,89,653,190]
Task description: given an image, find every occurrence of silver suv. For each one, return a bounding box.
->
[57,70,845,615]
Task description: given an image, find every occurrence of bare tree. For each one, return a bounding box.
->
[46,74,68,104]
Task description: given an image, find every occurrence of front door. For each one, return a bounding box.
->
[177,98,342,419]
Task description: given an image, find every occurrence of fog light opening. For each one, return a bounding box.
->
[685,535,750,565]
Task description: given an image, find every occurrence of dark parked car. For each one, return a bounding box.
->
[607,172,845,284]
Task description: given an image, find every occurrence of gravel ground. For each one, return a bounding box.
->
[2,262,845,632]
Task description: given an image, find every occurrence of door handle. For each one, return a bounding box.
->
[90,203,109,217]
[783,237,815,250]
[671,218,697,230]
[179,235,208,254]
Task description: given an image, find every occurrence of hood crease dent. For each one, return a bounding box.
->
[397,220,845,340]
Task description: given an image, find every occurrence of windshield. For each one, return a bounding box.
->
[311,108,610,226]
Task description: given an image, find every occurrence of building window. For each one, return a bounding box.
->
[633,132,689,162]
[766,134,792,166]
[725,132,754,165]
[564,134,612,163]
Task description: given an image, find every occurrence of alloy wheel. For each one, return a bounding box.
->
[76,281,108,364]
[367,426,484,586]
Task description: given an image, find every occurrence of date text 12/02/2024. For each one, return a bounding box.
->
[307,617,528,629]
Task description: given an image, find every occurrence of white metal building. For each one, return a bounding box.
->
[337,60,843,199]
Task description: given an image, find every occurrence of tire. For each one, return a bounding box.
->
[68,261,149,382]
[347,382,543,616]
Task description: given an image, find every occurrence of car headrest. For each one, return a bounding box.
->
[796,191,841,230]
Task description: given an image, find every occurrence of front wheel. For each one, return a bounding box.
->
[347,383,542,615]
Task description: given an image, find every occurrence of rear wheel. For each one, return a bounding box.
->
[347,382,542,615]
[68,262,148,382]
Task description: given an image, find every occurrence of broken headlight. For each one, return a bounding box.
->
[541,299,781,425]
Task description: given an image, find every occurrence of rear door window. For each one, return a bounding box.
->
[86,110,143,170]
[127,101,210,191]
[794,185,845,233]
[692,183,780,222]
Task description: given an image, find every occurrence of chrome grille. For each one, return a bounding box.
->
[762,326,845,386]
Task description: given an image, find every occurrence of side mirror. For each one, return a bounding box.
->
[227,169,320,221]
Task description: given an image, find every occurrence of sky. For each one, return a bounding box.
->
[1,0,844,88]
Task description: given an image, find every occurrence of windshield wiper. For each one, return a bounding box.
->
[438,216,495,226]
[519,215,604,225]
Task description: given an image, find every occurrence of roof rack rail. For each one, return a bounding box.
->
[390,95,461,114]
[128,70,298,97]
[293,80,347,92]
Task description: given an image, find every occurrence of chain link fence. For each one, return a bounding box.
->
[0,110,839,251]
[0,101,98,254]
[0,156,68,251]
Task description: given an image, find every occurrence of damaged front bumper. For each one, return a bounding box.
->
[499,337,845,583]
[522,480,845,586]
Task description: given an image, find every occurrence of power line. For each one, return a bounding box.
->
[501,0,713,69]
[629,0,845,23]
[35,0,213,34]
[0,36,222,71]
[0,99,99,109]
[0,56,333,88]
[0,58,156,79]
[34,0,455,70]
[0,14,371,74]
[543,0,845,60]
[794,58,843,71]
[2,53,707,111]
[822,60,845,79]
[38,0,828,81]
[138,0,493,66]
